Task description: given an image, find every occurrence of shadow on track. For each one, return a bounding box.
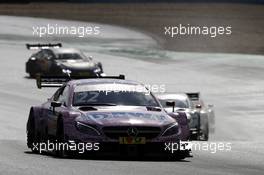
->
[24,151,191,162]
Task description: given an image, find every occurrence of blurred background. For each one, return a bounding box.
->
[0,0,263,54]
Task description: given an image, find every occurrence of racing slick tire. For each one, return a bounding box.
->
[198,123,209,141]
[98,62,103,72]
[27,110,40,153]
[203,124,209,141]
[167,150,188,161]
[29,73,35,78]
[55,116,68,158]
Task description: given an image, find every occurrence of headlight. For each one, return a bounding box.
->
[62,69,72,74]
[162,123,180,137]
[75,121,101,136]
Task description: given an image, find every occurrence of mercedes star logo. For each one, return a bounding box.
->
[127,127,138,137]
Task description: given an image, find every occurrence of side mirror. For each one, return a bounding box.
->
[51,101,62,108]
[195,104,202,109]
[166,101,175,112]
[51,101,62,113]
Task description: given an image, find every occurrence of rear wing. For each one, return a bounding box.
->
[36,74,125,89]
[26,43,62,50]
[186,92,200,101]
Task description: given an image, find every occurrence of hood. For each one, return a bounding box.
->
[56,59,96,69]
[76,106,175,127]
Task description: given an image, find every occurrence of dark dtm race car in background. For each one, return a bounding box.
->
[26,75,191,160]
[157,93,215,141]
[25,43,104,78]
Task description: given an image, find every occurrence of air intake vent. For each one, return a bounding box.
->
[146,106,162,112]
[103,126,161,140]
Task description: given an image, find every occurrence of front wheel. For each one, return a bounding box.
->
[198,123,209,141]
[55,117,67,158]
[203,124,209,141]
[29,73,35,78]
[166,150,188,161]
[97,62,103,72]
[27,111,39,153]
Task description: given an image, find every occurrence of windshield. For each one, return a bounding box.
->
[73,91,159,107]
[56,53,83,60]
[159,99,190,109]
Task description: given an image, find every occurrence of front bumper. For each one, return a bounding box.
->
[94,142,179,156]
[63,140,186,158]
[64,130,183,156]
[62,69,100,77]
[63,121,187,156]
